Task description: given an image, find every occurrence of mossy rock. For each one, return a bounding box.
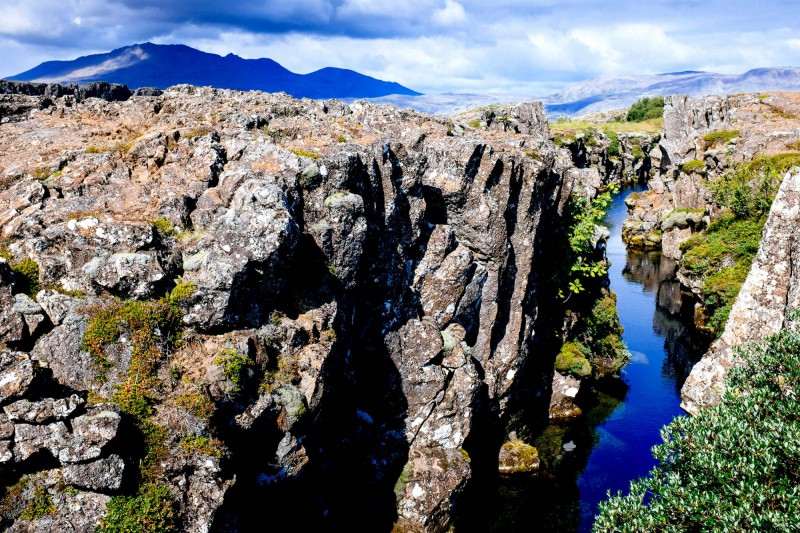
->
[498,437,540,475]
[554,342,591,378]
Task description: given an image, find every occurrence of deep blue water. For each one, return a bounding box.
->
[574,186,691,530]
[475,185,706,533]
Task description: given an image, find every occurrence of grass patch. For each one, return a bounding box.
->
[550,118,662,135]
[702,129,740,145]
[681,159,706,173]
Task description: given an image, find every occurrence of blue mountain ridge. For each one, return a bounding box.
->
[9,42,421,100]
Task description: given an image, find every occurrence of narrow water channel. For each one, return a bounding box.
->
[479,185,708,532]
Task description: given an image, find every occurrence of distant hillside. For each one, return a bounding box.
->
[8,43,420,100]
[367,67,800,117]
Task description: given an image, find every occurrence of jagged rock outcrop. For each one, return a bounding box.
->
[623,92,800,259]
[0,84,583,531]
[681,169,800,413]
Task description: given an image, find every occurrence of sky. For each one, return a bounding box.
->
[1,0,800,95]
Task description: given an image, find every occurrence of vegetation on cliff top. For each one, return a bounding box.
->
[626,97,664,123]
[680,153,798,335]
[594,312,800,531]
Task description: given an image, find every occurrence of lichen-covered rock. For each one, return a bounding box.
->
[0,351,35,403]
[62,455,125,491]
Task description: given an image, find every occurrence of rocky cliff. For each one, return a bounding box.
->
[0,84,588,531]
[681,168,800,413]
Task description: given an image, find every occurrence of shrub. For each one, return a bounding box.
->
[595,313,800,531]
[11,258,40,298]
[180,435,225,459]
[604,129,620,157]
[19,486,55,521]
[564,187,615,295]
[215,348,251,395]
[626,97,665,122]
[98,483,177,533]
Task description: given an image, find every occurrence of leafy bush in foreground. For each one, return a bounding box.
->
[594,312,800,531]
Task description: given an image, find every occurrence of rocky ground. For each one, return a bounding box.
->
[0,82,615,532]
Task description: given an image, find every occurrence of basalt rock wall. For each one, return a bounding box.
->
[0,85,581,531]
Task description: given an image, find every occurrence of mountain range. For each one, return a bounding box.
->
[7,43,800,117]
[7,43,420,100]
[365,68,800,116]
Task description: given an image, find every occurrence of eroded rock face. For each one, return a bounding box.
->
[681,169,800,413]
[0,84,583,531]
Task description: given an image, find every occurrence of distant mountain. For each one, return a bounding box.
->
[8,43,420,100]
[368,67,800,117]
[540,67,800,116]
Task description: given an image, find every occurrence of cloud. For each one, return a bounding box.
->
[1,1,800,94]
[433,1,467,26]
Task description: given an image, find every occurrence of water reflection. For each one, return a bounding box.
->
[471,186,709,533]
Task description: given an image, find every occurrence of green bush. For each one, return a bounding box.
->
[98,483,177,533]
[604,129,620,157]
[626,97,665,122]
[594,313,800,531]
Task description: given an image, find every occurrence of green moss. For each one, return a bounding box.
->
[337,135,347,143]
[169,280,196,303]
[555,342,592,378]
[180,435,225,459]
[681,159,706,173]
[98,483,177,533]
[393,464,411,500]
[702,129,740,144]
[631,145,645,159]
[290,148,319,159]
